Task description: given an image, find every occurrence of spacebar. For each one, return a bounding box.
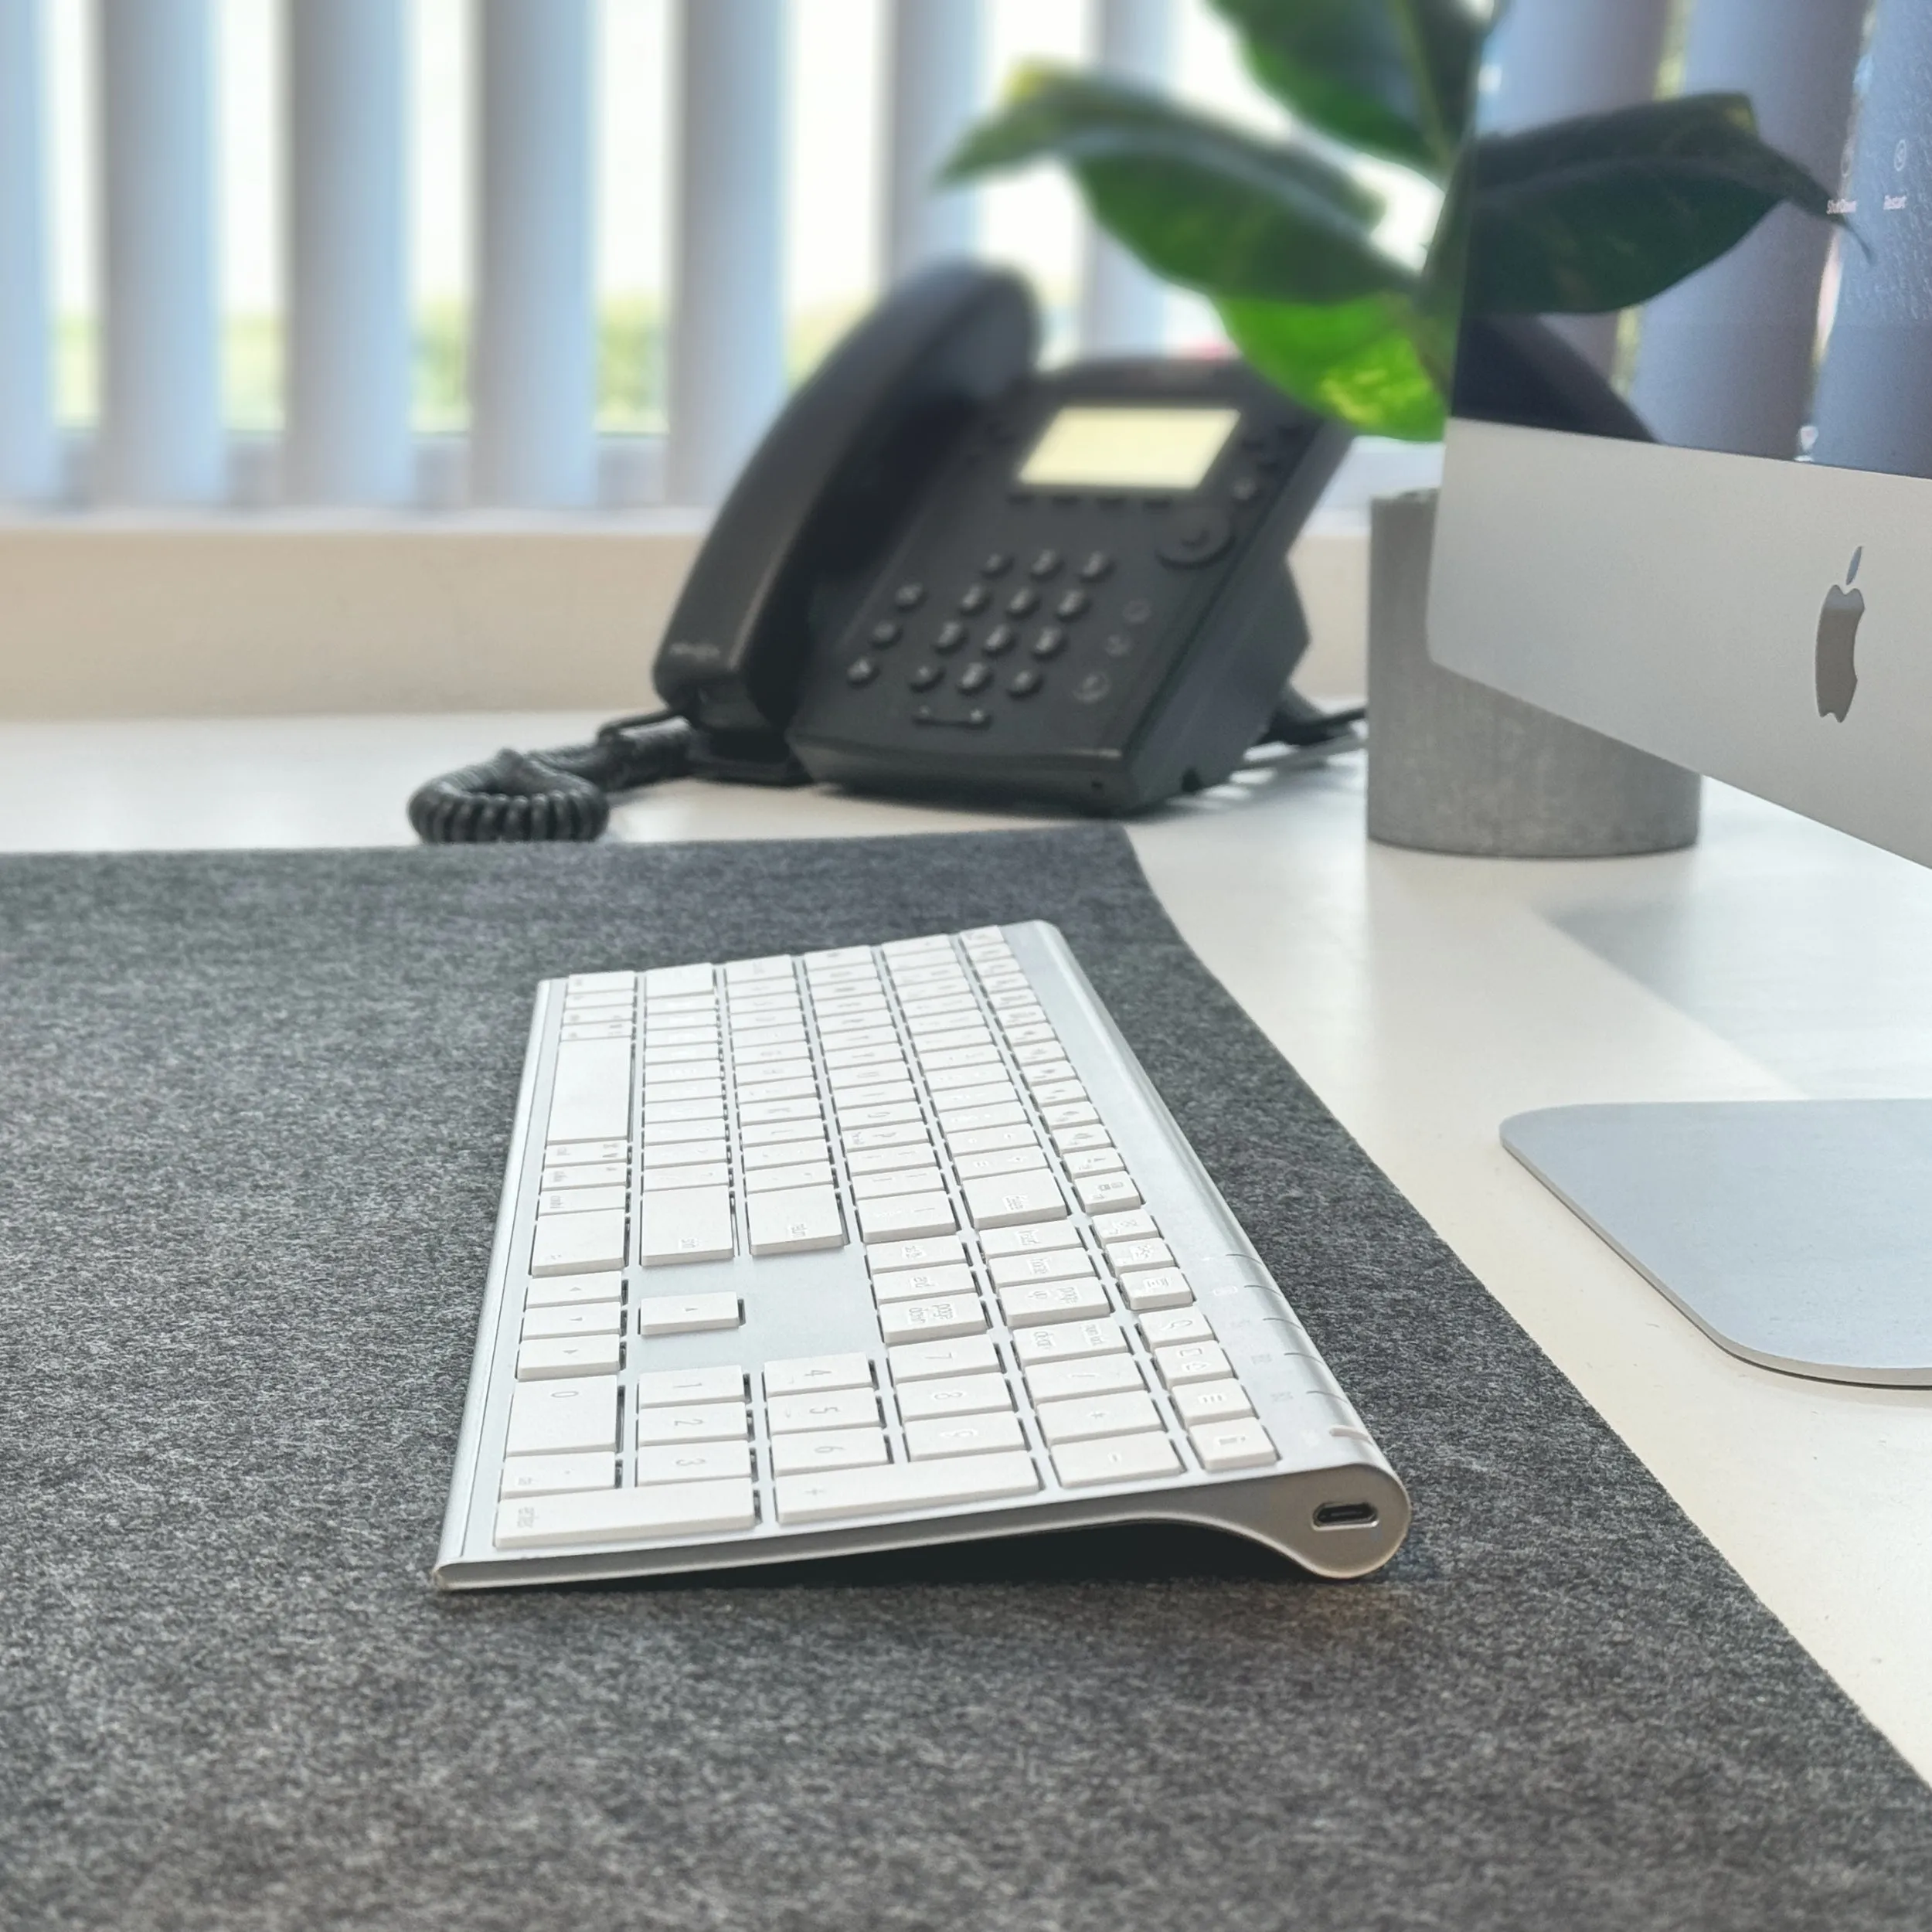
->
[775,1451,1039,1526]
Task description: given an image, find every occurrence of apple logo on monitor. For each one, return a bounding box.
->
[1816,547,1865,723]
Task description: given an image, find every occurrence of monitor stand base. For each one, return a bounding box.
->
[1502,1100,1932,1386]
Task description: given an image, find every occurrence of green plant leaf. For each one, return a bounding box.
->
[1207,0,1488,173]
[1471,92,1846,314]
[1218,294,1447,440]
[944,66,1409,305]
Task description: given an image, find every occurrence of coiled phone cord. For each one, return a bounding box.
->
[406,709,696,843]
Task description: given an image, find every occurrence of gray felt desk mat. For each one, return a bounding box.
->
[3,825,1930,1932]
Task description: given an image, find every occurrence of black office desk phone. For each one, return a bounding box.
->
[410,263,1354,840]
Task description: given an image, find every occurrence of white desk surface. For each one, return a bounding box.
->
[7,712,1930,1781]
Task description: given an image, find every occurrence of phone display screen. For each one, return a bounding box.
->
[1017,406,1240,490]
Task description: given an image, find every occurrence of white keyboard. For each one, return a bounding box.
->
[434,922,1410,1587]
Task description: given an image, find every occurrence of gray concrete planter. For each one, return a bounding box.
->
[1366,489,1701,858]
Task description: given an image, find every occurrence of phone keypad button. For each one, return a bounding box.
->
[1122,598,1154,626]
[1005,587,1042,617]
[869,620,901,648]
[1079,552,1113,582]
[1028,549,1063,579]
[980,553,1013,577]
[909,664,943,692]
[934,621,969,654]
[1008,668,1044,699]
[958,585,993,614]
[1030,627,1068,660]
[1055,589,1091,621]
[1230,476,1262,503]
[957,663,993,695]
[893,583,927,611]
[981,624,1018,657]
[847,658,880,686]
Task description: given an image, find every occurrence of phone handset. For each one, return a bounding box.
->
[652,262,1038,763]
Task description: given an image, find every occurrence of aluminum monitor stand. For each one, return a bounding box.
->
[1503,1100,1932,1387]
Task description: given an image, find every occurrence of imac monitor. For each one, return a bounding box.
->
[1427,0,1932,1386]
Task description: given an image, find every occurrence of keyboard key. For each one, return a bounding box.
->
[940,1101,1029,1133]
[643,1118,726,1148]
[523,1269,621,1310]
[739,1098,823,1125]
[641,964,716,998]
[1153,1341,1233,1387]
[908,1026,993,1053]
[641,1132,727,1162]
[515,1335,621,1379]
[566,969,635,992]
[639,1187,734,1266]
[856,1192,957,1243]
[1090,1207,1158,1243]
[744,1137,828,1172]
[635,1402,748,1446]
[1105,1239,1175,1274]
[980,1221,1083,1259]
[1001,1023,1058,1047]
[636,1365,745,1408]
[634,1292,741,1335]
[532,1208,626,1277]
[1009,1040,1066,1066]
[919,1044,1002,1073]
[495,1478,754,1548]
[845,1168,938,1206]
[988,1249,1096,1291]
[768,1389,881,1434]
[905,1413,1026,1461]
[744,1161,835,1196]
[742,1182,842,1260]
[894,1372,1014,1422]
[877,1296,988,1345]
[1029,1080,1086,1108]
[540,1161,628,1191]
[643,1162,730,1192]
[1077,1174,1143,1214]
[1012,1320,1125,1366]
[1064,1148,1124,1179]
[871,1260,977,1304]
[635,1440,752,1485]
[499,1452,614,1498]
[953,1147,1049,1183]
[963,1171,1066,1230]
[1023,1355,1144,1403]
[736,1077,818,1105]
[933,1081,1019,1114]
[1036,1389,1162,1444]
[1120,1269,1194,1313]
[1050,1433,1180,1489]
[1188,1417,1277,1473]
[946,1124,1039,1157]
[724,955,794,983]
[1172,1379,1255,1427]
[849,1142,938,1178]
[770,1427,889,1476]
[864,1234,966,1274]
[886,1334,999,1382]
[1051,1124,1113,1155]
[505,1376,618,1456]
[998,1277,1112,1327]
[844,1122,930,1153]
[1140,1306,1212,1345]
[1041,1102,1099,1129]
[764,1353,873,1396]
[521,1302,621,1340]
[536,1185,627,1216]
[839,1100,925,1131]
[546,1038,632,1145]
[543,1138,628,1168]
[775,1450,1039,1525]
[742,1118,827,1148]
[825,1043,905,1070]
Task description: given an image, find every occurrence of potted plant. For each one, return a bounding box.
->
[944,0,1846,855]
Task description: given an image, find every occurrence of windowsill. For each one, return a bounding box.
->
[0,512,1369,720]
